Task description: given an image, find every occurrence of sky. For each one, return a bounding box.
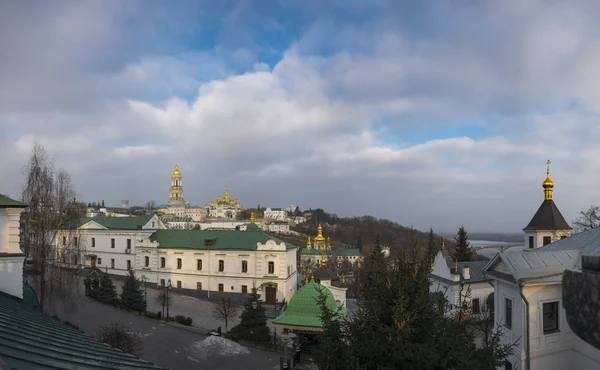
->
[1,0,600,233]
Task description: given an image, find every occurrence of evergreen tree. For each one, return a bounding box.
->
[426,228,437,261]
[315,239,514,370]
[356,237,363,250]
[97,272,118,305]
[120,271,146,312]
[228,286,270,343]
[452,226,473,262]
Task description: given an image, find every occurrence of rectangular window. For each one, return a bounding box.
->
[161,257,165,268]
[197,282,202,290]
[218,283,224,292]
[197,259,202,271]
[160,279,165,287]
[111,238,115,248]
[543,236,551,246]
[63,236,66,245]
[472,298,480,314]
[127,260,131,270]
[505,298,513,329]
[219,260,224,272]
[176,280,182,289]
[98,258,102,265]
[543,301,560,334]
[241,260,248,273]
[127,239,131,249]
[268,261,275,274]
[92,237,95,248]
[528,236,534,249]
[74,237,78,246]
[242,285,248,293]
[111,259,115,269]
[145,256,150,267]
[177,258,182,269]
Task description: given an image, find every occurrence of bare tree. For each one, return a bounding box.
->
[154,289,171,317]
[573,205,600,233]
[97,322,143,356]
[212,298,237,332]
[21,142,87,313]
[145,200,156,212]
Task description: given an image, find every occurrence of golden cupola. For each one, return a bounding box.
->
[172,164,181,177]
[306,236,312,248]
[314,224,326,244]
[542,159,554,201]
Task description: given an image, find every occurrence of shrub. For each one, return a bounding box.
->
[173,315,193,326]
[97,322,142,356]
[145,312,160,320]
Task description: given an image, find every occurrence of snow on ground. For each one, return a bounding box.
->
[188,335,251,358]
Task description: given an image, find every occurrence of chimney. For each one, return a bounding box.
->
[463,266,470,280]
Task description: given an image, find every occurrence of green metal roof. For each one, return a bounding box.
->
[64,215,156,230]
[149,229,297,251]
[272,280,347,329]
[0,293,162,369]
[0,194,26,208]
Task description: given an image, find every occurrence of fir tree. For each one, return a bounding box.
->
[426,228,437,261]
[97,272,118,305]
[228,286,270,343]
[120,270,146,312]
[356,237,363,250]
[452,226,473,262]
[315,238,515,370]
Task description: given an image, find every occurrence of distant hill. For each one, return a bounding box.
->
[286,209,451,257]
[440,232,524,244]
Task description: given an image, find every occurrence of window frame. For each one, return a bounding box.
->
[161,257,165,268]
[242,285,248,294]
[127,260,131,271]
[542,301,560,334]
[218,283,224,292]
[218,260,224,272]
[197,259,202,271]
[176,280,182,289]
[528,236,534,249]
[177,258,182,270]
[504,298,513,329]
[98,257,102,265]
[111,238,115,248]
[472,298,480,314]
[268,261,275,274]
[543,236,552,246]
[127,239,131,249]
[197,282,202,290]
[91,237,95,248]
[145,256,150,267]
[111,258,115,269]
[241,260,248,273]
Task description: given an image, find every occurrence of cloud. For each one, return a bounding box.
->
[1,0,600,233]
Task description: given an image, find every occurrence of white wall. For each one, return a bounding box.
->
[493,280,525,369]
[0,257,23,298]
[0,207,26,298]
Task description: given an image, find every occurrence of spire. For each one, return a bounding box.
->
[306,236,312,248]
[321,246,327,268]
[172,164,181,177]
[250,211,255,224]
[314,224,326,244]
[441,237,445,249]
[543,159,554,201]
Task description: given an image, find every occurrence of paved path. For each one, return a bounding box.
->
[50,293,283,369]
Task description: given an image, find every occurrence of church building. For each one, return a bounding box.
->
[157,165,206,221]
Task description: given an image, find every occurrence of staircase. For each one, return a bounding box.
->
[264,304,278,319]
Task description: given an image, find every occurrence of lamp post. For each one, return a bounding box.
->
[166,279,172,320]
[141,275,147,315]
[281,329,289,369]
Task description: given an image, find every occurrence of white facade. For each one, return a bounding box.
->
[266,223,290,234]
[164,218,193,230]
[264,208,288,221]
[204,189,243,219]
[293,216,307,224]
[60,214,167,276]
[489,270,600,370]
[523,229,571,250]
[319,279,347,307]
[135,236,297,303]
[197,220,248,230]
[0,204,26,299]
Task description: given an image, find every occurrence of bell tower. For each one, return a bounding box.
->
[169,164,184,205]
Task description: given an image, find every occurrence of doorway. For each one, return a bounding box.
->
[265,287,277,305]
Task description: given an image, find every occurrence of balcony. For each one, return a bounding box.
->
[562,255,600,350]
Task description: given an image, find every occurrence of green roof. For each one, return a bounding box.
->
[149,229,297,251]
[272,280,347,329]
[0,194,26,208]
[0,293,162,369]
[65,215,156,230]
[300,248,362,257]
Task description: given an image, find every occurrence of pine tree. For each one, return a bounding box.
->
[120,271,146,312]
[228,286,270,343]
[452,226,473,262]
[97,272,118,305]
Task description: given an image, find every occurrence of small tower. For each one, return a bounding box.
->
[523,160,572,249]
[169,165,184,205]
[313,224,326,250]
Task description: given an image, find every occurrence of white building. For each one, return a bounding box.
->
[430,246,493,314]
[483,161,600,370]
[196,220,248,230]
[58,214,167,276]
[135,219,298,304]
[157,165,207,221]
[266,221,290,234]
[293,216,307,224]
[264,208,288,221]
[164,217,193,230]
[204,189,243,219]
[0,194,27,299]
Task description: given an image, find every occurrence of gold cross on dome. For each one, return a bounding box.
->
[546,159,551,175]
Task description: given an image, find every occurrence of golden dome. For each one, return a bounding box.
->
[172,164,181,177]
[250,211,255,224]
[314,224,326,244]
[542,160,554,201]
[306,236,312,248]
